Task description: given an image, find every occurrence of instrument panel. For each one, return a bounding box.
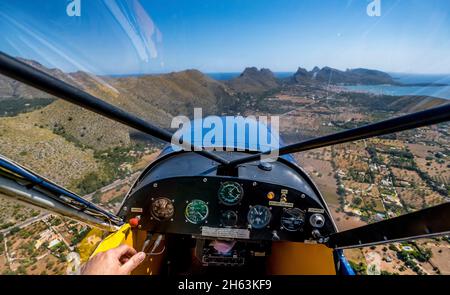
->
[118,176,334,242]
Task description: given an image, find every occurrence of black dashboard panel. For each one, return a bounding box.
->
[118,176,335,242]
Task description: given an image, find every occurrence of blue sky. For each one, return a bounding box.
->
[1,0,450,75]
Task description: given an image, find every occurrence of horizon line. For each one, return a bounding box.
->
[100,69,450,78]
[17,56,450,77]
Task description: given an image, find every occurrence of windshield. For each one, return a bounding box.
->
[0,0,449,275]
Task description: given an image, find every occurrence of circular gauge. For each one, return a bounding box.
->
[151,197,175,220]
[185,199,209,224]
[281,208,305,231]
[247,205,272,229]
[220,210,238,227]
[218,181,243,206]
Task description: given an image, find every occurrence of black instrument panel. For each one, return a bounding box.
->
[118,176,334,242]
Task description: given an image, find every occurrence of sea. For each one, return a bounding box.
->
[208,72,450,100]
[343,73,450,100]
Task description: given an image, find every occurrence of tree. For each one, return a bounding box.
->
[9,227,20,234]
[352,197,362,206]
[348,261,367,275]
[337,186,346,196]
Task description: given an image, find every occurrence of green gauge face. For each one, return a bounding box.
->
[185,199,209,224]
[218,181,243,206]
[247,205,272,229]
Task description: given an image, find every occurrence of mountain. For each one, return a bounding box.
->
[292,66,396,85]
[0,58,443,155]
[0,59,447,192]
[0,60,64,100]
[0,115,100,188]
[0,61,235,150]
[110,69,234,118]
[226,67,280,93]
[292,67,310,82]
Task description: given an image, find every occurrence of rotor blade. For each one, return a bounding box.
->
[326,202,450,249]
[0,52,229,165]
[226,102,450,167]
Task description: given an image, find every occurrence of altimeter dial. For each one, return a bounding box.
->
[218,181,243,206]
[151,197,175,220]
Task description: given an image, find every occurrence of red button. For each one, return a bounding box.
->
[129,217,139,228]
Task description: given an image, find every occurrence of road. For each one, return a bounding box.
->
[84,172,140,201]
[0,213,50,235]
[3,236,10,265]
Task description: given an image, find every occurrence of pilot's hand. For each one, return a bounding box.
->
[81,244,146,275]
